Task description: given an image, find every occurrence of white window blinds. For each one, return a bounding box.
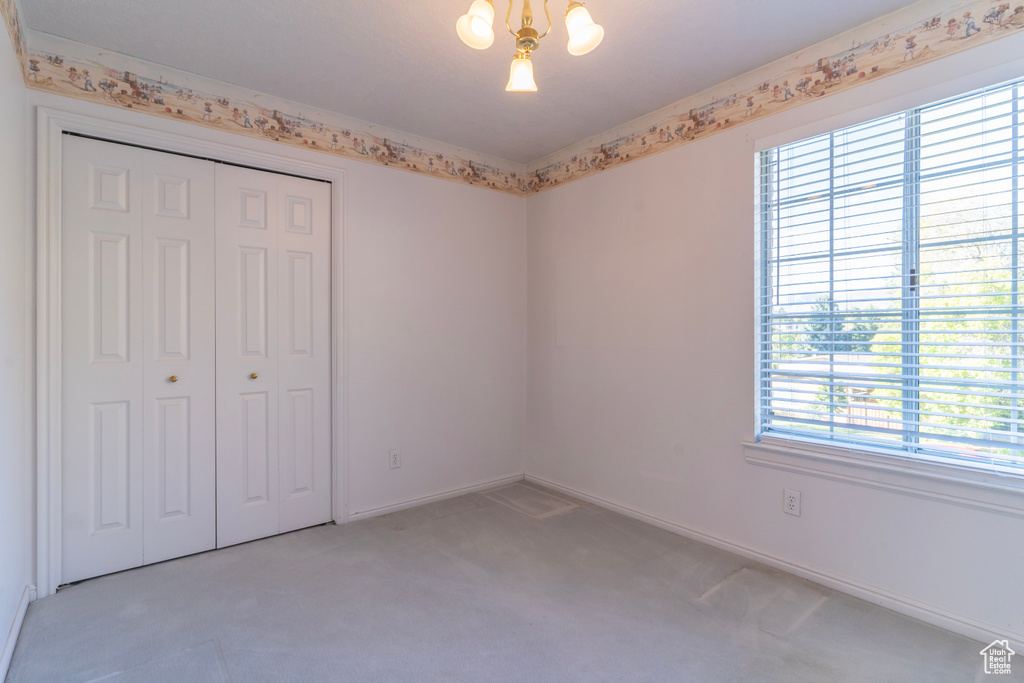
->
[758,79,1024,472]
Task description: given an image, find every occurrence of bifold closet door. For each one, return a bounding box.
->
[215,164,332,548]
[61,136,216,583]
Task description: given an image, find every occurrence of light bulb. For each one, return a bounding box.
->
[565,4,604,56]
[456,0,495,50]
[505,53,537,92]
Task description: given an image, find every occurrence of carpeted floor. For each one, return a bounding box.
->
[7,483,991,682]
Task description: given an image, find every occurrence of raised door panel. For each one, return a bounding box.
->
[142,149,216,565]
[239,247,269,358]
[155,239,189,361]
[91,401,131,531]
[155,397,190,519]
[277,176,332,533]
[239,189,268,229]
[155,175,190,219]
[240,391,271,503]
[90,232,130,363]
[282,388,314,498]
[286,251,313,357]
[216,164,280,548]
[89,164,129,212]
[62,135,146,584]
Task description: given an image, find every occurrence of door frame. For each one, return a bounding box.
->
[35,106,348,597]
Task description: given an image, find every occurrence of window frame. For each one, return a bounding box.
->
[754,78,1024,484]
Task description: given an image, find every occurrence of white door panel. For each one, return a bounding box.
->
[277,175,332,533]
[141,151,216,565]
[62,136,146,583]
[216,164,281,547]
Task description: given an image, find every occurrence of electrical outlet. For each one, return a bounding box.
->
[389,449,401,469]
[784,489,801,516]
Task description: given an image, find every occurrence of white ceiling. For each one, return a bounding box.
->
[20,0,919,164]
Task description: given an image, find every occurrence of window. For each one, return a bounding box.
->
[758,78,1024,474]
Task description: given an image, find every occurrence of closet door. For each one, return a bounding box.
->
[215,165,332,547]
[61,136,216,583]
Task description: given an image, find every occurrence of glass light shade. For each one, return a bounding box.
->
[565,5,604,56]
[456,0,495,50]
[505,55,537,92]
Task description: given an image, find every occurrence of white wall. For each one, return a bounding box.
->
[344,163,526,515]
[525,34,1024,642]
[0,27,31,667]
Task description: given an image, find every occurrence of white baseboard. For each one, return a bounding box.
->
[348,473,525,521]
[1,585,36,680]
[525,474,1022,647]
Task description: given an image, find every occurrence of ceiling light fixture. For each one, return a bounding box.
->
[455,0,604,92]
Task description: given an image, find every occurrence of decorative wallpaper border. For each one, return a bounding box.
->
[526,0,1024,192]
[3,0,1024,196]
[1,0,26,77]
[20,30,530,196]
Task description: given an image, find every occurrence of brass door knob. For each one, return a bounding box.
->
[169,376,178,383]
[250,373,258,380]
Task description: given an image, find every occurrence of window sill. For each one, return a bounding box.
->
[743,436,1024,518]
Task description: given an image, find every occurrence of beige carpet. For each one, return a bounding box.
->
[7,483,989,682]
